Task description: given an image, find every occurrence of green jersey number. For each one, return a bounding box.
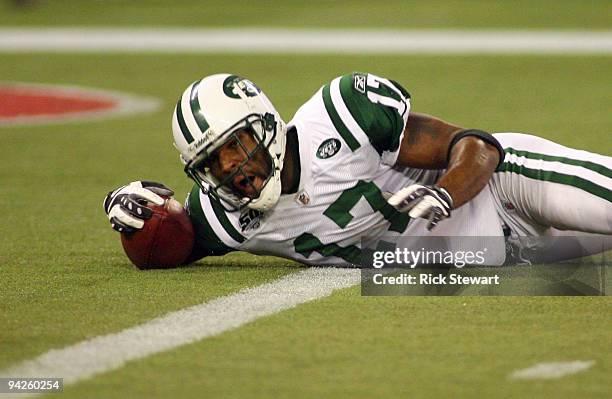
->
[293,180,409,264]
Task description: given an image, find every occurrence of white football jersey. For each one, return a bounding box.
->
[186,72,504,266]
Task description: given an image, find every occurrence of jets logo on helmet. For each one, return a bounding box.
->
[172,73,287,212]
[222,75,261,99]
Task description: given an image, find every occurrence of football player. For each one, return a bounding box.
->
[104,73,612,267]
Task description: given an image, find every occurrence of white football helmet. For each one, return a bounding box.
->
[172,74,287,212]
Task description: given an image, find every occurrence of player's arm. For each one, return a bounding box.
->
[183,184,236,261]
[389,112,504,230]
[396,112,502,207]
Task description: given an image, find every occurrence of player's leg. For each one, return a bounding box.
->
[490,133,612,235]
[546,228,612,259]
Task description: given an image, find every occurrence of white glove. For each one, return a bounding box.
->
[103,181,174,233]
[387,184,453,231]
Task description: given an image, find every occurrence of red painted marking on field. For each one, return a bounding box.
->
[0,82,159,126]
[0,87,117,117]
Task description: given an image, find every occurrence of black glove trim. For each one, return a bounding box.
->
[109,216,137,234]
[432,185,453,210]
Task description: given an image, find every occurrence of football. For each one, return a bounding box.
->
[120,197,195,269]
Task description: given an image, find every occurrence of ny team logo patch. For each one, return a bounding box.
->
[316,138,341,159]
[0,82,160,126]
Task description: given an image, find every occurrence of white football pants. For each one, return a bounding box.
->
[489,133,612,260]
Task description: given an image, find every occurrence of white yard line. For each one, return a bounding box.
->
[0,268,360,391]
[0,28,610,54]
[510,360,595,380]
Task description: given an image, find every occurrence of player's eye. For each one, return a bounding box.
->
[227,139,240,150]
[202,153,218,169]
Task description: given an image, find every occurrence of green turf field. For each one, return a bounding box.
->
[0,0,611,29]
[0,1,611,398]
[1,53,610,398]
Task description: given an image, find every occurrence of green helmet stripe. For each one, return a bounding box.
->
[189,80,211,134]
[175,100,194,144]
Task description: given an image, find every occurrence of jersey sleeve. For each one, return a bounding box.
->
[321,72,411,165]
[184,184,235,260]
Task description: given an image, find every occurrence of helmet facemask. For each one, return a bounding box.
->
[185,112,278,212]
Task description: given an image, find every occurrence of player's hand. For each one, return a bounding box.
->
[387,184,453,231]
[103,181,174,234]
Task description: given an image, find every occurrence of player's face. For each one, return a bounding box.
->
[203,130,272,199]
